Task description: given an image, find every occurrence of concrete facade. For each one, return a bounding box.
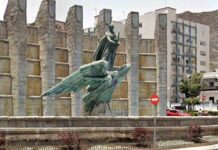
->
[0,1,157,116]
[66,5,83,116]
[125,12,140,116]
[155,14,168,116]
[4,0,27,116]
[35,0,56,116]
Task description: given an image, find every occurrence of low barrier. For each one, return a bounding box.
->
[0,116,217,127]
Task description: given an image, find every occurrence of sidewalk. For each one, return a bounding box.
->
[171,144,218,150]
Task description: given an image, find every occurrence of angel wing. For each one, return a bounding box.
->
[41,60,109,97]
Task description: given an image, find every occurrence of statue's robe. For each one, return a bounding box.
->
[93,32,117,70]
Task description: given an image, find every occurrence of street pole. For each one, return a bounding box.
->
[154,105,157,148]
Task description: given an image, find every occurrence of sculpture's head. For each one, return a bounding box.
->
[109,24,114,32]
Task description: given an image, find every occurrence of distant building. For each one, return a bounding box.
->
[55,21,65,31]
[201,69,218,105]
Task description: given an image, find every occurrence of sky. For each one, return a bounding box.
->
[0,0,218,28]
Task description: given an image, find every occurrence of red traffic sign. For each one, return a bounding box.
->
[150,94,160,105]
[202,95,206,101]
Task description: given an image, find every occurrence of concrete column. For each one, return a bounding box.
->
[35,0,56,116]
[4,0,27,116]
[155,14,168,116]
[96,9,112,40]
[65,5,83,116]
[125,12,140,116]
[93,9,112,116]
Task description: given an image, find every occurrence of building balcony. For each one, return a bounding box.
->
[171,62,184,66]
[201,86,218,91]
[184,52,196,57]
[171,50,183,56]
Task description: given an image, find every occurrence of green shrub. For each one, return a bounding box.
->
[187,110,198,116]
[208,111,218,116]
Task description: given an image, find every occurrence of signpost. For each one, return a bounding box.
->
[150,93,160,148]
[202,94,206,111]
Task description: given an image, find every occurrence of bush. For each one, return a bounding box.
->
[187,124,204,143]
[187,110,198,116]
[208,111,218,116]
[131,128,152,147]
[58,132,80,150]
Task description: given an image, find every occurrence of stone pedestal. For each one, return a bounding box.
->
[65,5,83,116]
[155,14,168,116]
[35,0,56,116]
[4,0,27,116]
[125,12,140,116]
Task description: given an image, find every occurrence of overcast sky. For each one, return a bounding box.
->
[0,0,217,28]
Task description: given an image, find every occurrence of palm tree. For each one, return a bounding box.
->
[179,79,190,98]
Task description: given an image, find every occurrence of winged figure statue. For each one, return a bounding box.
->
[41,60,130,114]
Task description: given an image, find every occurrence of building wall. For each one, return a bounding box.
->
[0,8,156,116]
[196,23,210,73]
[201,70,218,104]
[112,21,126,38]
[139,12,155,39]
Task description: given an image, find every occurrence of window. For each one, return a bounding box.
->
[186,60,189,65]
[200,51,206,56]
[200,61,206,66]
[209,82,214,87]
[191,27,196,36]
[177,57,180,63]
[209,97,215,104]
[184,26,189,34]
[200,41,206,46]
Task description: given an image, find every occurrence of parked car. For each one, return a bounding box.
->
[166,108,191,116]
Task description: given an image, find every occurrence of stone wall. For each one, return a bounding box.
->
[0,0,157,116]
[0,116,217,127]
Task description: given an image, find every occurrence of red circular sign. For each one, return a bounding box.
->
[202,95,206,101]
[150,94,160,105]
